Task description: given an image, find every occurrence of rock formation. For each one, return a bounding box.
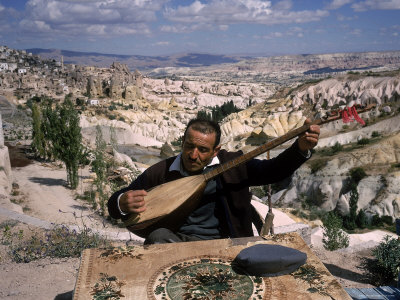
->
[0,113,13,206]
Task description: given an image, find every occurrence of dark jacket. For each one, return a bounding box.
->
[108,141,308,238]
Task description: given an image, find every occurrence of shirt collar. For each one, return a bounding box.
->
[169,153,220,174]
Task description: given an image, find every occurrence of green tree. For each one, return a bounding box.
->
[31,103,46,158]
[322,212,349,251]
[344,182,358,230]
[41,98,86,189]
[343,167,367,230]
[356,209,368,229]
[197,110,212,120]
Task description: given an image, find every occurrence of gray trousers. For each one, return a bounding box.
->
[144,228,203,245]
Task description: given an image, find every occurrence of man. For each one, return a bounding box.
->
[108,118,320,244]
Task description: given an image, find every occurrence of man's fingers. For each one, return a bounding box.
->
[120,190,147,214]
[125,189,147,197]
[129,199,146,209]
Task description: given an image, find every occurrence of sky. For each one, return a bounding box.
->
[0,0,399,56]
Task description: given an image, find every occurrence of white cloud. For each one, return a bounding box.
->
[336,14,358,21]
[0,4,5,12]
[350,28,362,35]
[352,0,400,11]
[18,0,167,36]
[164,0,328,26]
[272,0,293,10]
[255,27,305,39]
[326,0,353,10]
[160,23,213,33]
[154,41,170,46]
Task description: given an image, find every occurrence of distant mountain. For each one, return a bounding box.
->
[26,48,247,71]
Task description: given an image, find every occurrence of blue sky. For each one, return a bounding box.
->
[0,0,399,56]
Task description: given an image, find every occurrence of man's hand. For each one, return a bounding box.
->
[298,118,320,152]
[119,190,147,214]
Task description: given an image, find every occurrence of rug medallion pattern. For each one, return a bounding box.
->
[147,256,271,300]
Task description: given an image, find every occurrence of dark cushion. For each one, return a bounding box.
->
[232,244,307,277]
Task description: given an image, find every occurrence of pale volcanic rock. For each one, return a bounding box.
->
[265,114,285,137]
[170,97,179,108]
[87,75,103,97]
[274,132,400,218]
[112,149,139,171]
[291,75,400,109]
[220,119,254,141]
[156,99,171,111]
[124,85,142,101]
[80,115,163,148]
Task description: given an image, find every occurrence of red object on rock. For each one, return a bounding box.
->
[351,106,366,125]
[340,106,365,125]
[341,109,351,123]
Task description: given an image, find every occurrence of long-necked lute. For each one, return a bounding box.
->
[123,105,375,237]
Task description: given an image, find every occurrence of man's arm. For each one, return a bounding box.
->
[246,119,320,185]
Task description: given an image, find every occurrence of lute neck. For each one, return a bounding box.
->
[203,104,374,182]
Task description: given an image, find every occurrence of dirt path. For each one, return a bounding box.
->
[10,161,131,236]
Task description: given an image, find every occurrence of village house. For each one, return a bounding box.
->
[0,62,8,72]
[18,68,27,75]
[87,99,100,105]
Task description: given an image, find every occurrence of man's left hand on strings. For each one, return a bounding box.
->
[298,119,320,152]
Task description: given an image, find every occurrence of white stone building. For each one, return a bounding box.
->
[18,68,27,75]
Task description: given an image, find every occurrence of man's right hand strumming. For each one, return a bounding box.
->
[119,190,147,214]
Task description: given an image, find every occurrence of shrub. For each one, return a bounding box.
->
[322,212,349,251]
[371,131,380,138]
[357,138,370,145]
[371,214,384,227]
[349,167,367,184]
[10,225,110,263]
[310,159,327,174]
[330,142,343,154]
[366,235,400,285]
[380,215,394,225]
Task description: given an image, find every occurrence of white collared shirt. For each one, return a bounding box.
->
[169,153,220,176]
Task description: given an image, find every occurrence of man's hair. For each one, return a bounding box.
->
[183,119,221,148]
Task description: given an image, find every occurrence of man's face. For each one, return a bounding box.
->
[181,127,220,174]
